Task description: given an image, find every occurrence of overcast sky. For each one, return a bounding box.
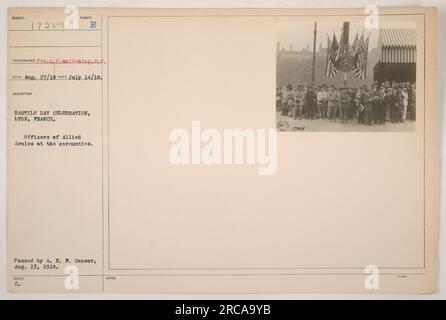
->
[277,21,416,52]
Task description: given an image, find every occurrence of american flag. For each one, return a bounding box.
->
[351,32,359,69]
[353,33,370,79]
[325,33,340,78]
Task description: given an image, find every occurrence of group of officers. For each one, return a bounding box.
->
[276,80,416,125]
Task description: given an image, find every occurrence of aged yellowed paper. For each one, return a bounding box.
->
[7,7,437,293]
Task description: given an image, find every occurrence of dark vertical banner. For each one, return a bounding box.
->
[340,21,352,72]
[342,21,350,53]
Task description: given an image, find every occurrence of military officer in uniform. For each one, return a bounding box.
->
[305,85,317,119]
[317,85,328,119]
[361,85,373,125]
[339,87,351,124]
[295,85,305,120]
[327,85,338,122]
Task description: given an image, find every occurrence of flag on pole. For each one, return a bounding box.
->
[325,35,331,77]
[351,32,359,56]
[351,32,359,73]
[353,33,370,79]
[325,33,340,78]
[352,33,363,78]
[362,35,370,78]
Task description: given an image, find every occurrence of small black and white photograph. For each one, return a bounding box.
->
[276,21,417,132]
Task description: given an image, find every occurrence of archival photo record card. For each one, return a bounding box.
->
[7,7,438,293]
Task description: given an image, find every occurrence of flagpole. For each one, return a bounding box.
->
[311,21,317,83]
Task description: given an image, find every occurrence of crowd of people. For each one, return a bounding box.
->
[276,80,416,125]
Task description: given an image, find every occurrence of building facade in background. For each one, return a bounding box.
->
[373,28,416,83]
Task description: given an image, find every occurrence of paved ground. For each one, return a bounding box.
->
[276,112,416,132]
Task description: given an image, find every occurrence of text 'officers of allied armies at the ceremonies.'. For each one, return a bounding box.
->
[277,80,416,126]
